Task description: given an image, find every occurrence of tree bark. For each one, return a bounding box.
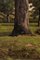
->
[6,14,9,23]
[12,0,32,36]
[38,8,40,26]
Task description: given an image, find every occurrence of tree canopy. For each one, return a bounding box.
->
[0,0,14,14]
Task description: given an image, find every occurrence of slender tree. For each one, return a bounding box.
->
[32,0,40,34]
[32,0,40,26]
[12,0,32,36]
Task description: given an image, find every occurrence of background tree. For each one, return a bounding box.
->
[32,0,40,34]
[32,0,40,26]
[0,0,14,22]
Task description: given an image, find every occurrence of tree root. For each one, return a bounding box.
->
[10,28,34,36]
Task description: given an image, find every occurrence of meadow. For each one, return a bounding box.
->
[0,23,40,60]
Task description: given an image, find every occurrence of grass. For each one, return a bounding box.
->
[0,35,40,49]
[0,23,38,33]
[0,23,40,60]
[0,23,13,32]
[0,25,13,32]
[0,23,39,47]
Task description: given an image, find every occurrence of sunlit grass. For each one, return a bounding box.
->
[0,25,13,32]
[0,23,40,53]
[0,35,40,52]
[0,23,38,33]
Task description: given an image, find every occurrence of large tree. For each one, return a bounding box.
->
[12,0,32,36]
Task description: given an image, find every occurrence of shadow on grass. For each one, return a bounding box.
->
[0,32,35,36]
[0,32,11,36]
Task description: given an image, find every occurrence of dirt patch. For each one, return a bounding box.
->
[25,43,33,47]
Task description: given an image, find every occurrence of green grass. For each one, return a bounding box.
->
[0,23,13,32]
[0,23,39,48]
[0,25,13,32]
[0,24,40,50]
[0,23,40,59]
[0,35,40,53]
[0,23,38,33]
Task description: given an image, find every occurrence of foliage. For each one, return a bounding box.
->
[28,0,39,24]
[0,0,14,14]
[32,0,40,9]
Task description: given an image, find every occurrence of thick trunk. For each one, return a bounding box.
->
[38,8,40,26]
[12,0,32,36]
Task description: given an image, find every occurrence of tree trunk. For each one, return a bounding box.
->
[12,0,32,36]
[38,8,40,26]
[6,14,9,23]
[36,8,40,34]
